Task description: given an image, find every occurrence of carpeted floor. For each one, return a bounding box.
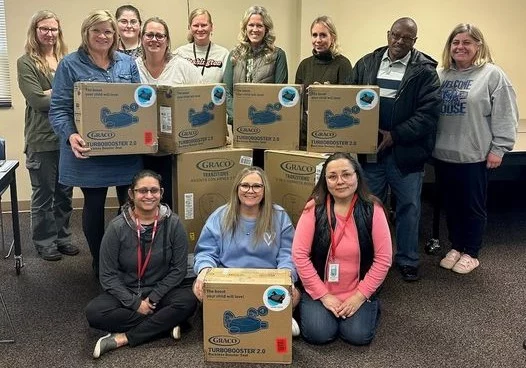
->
[0,184,525,368]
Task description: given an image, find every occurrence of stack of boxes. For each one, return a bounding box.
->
[74,80,380,364]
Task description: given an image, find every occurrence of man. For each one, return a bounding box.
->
[350,17,441,281]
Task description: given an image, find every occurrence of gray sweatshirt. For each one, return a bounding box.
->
[433,63,518,163]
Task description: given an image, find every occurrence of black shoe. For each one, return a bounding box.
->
[57,244,80,256]
[424,238,441,255]
[39,247,62,261]
[398,265,419,282]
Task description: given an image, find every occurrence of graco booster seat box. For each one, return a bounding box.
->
[172,147,253,252]
[74,82,158,156]
[157,84,227,154]
[264,150,328,225]
[233,83,302,150]
[307,85,380,153]
[203,268,292,364]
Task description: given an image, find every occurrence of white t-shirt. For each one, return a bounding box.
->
[135,55,203,85]
[174,42,229,83]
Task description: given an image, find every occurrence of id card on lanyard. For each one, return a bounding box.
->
[135,210,159,293]
[326,194,357,283]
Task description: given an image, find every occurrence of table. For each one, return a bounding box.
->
[0,160,23,274]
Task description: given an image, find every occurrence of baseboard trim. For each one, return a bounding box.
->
[1,197,121,213]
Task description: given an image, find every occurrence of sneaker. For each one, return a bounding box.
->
[292,318,300,337]
[39,247,62,261]
[452,254,480,274]
[398,265,420,282]
[57,244,80,256]
[93,333,118,359]
[439,249,461,270]
[171,326,181,340]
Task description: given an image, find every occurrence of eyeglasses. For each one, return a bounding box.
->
[90,28,115,37]
[326,172,356,183]
[388,31,417,43]
[144,32,167,41]
[238,183,264,193]
[133,187,163,195]
[37,27,59,34]
[118,19,140,27]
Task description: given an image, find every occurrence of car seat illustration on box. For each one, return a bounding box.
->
[100,103,139,128]
[223,306,269,334]
[248,102,282,124]
[324,105,361,129]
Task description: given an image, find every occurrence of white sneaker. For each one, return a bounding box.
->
[292,318,300,337]
[171,325,181,340]
[439,249,462,270]
[452,254,480,274]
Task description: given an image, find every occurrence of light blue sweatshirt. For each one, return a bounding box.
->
[193,203,297,282]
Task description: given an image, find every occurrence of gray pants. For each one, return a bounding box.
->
[25,149,73,252]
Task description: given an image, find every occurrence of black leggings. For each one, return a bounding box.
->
[80,186,129,274]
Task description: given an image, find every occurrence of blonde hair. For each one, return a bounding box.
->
[231,5,276,64]
[140,17,172,62]
[24,10,68,75]
[187,8,212,43]
[442,23,493,69]
[310,16,341,56]
[80,10,119,58]
[222,167,274,246]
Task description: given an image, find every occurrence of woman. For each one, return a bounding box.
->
[434,24,518,274]
[292,152,392,345]
[224,5,288,125]
[49,10,142,276]
[135,17,202,85]
[295,16,352,148]
[17,11,77,261]
[174,8,229,83]
[193,166,300,336]
[115,5,142,58]
[86,170,197,358]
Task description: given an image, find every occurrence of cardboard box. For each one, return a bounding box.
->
[74,82,158,156]
[233,83,302,150]
[172,147,253,252]
[157,84,227,153]
[307,85,380,153]
[203,268,292,364]
[265,150,328,225]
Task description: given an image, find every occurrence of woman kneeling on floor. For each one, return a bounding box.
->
[292,152,392,345]
[86,169,197,358]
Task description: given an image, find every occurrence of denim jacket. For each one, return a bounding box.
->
[49,48,142,187]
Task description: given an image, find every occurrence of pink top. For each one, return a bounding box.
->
[292,200,392,300]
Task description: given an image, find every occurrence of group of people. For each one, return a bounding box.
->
[17,2,517,360]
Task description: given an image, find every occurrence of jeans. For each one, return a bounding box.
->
[362,153,423,267]
[86,279,197,347]
[299,293,380,345]
[25,149,73,252]
[434,160,487,258]
[80,186,129,275]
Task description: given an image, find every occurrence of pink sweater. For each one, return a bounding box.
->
[292,200,392,300]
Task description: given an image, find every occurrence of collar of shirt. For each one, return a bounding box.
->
[381,49,411,66]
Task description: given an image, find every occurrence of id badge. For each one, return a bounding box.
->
[328,263,339,283]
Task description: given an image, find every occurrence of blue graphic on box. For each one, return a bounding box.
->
[134,85,156,108]
[263,285,291,311]
[223,306,269,334]
[189,101,215,126]
[248,102,282,124]
[211,85,226,105]
[355,88,379,110]
[100,103,139,128]
[324,106,361,128]
[278,86,299,107]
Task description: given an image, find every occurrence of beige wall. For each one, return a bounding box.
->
[1,0,524,207]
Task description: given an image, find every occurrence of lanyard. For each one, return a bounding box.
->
[327,194,357,261]
[135,209,159,285]
[193,42,211,76]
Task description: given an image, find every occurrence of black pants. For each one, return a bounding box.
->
[80,186,128,274]
[85,279,197,347]
[435,160,487,258]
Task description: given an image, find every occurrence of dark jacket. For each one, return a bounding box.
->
[99,203,188,311]
[350,46,441,174]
